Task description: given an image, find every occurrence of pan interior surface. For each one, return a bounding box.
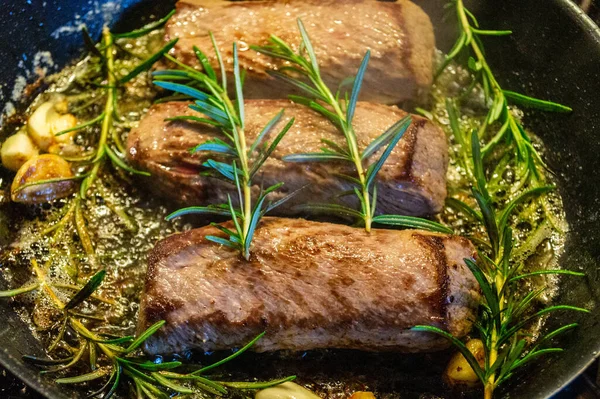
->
[0,0,599,398]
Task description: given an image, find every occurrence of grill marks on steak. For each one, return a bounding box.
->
[138,218,480,355]
[165,0,435,104]
[126,100,448,217]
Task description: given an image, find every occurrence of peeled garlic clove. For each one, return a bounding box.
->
[28,101,78,150]
[27,102,58,151]
[349,393,377,399]
[1,133,39,171]
[50,113,78,144]
[444,338,485,389]
[255,382,320,399]
[11,154,75,204]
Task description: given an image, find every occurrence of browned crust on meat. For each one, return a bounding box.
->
[412,233,450,331]
[165,0,435,103]
[395,118,425,181]
[138,218,481,354]
[127,100,448,217]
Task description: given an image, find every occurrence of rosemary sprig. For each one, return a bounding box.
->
[1,261,293,398]
[46,20,175,272]
[413,3,585,397]
[111,9,176,39]
[154,35,297,259]
[1,17,173,285]
[439,0,571,185]
[252,20,451,235]
[1,11,295,399]
[0,11,205,398]
[416,133,587,398]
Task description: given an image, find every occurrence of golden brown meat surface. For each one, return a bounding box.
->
[165,0,435,103]
[138,218,481,354]
[127,100,448,217]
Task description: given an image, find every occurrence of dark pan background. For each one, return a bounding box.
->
[0,0,599,398]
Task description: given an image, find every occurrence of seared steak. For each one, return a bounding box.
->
[165,0,435,104]
[138,217,480,354]
[126,100,448,217]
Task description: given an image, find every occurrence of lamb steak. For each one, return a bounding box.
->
[165,0,435,104]
[138,217,480,354]
[126,100,448,217]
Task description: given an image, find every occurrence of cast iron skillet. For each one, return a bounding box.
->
[0,0,598,398]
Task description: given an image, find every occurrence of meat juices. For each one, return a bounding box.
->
[137,218,480,355]
[127,100,448,217]
[165,0,435,104]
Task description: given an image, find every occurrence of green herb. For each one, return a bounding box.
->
[2,259,291,397]
[111,9,176,39]
[44,22,172,272]
[81,26,103,58]
[0,283,40,297]
[63,269,106,310]
[2,10,294,399]
[11,175,88,194]
[252,19,452,234]
[410,3,584,397]
[155,35,297,260]
[438,0,571,184]
[415,134,586,399]
[119,38,178,84]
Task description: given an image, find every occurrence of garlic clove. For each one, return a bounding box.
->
[444,338,485,390]
[27,102,58,151]
[1,133,39,172]
[27,101,78,150]
[255,382,321,399]
[11,154,76,204]
[50,113,78,144]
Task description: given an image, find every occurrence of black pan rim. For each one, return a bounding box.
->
[559,0,600,45]
[0,348,70,399]
[536,0,600,396]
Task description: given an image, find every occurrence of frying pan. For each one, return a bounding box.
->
[0,0,598,398]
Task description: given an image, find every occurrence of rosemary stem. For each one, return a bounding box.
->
[70,318,115,359]
[240,130,252,260]
[75,198,94,257]
[31,259,65,310]
[458,0,530,160]
[484,252,508,399]
[222,88,253,258]
[485,336,498,398]
[484,381,495,399]
[93,26,115,165]
[80,26,114,200]
[360,171,372,232]
[457,0,498,93]
[242,186,252,256]
[41,199,76,239]
[33,259,119,371]
[316,78,372,231]
[32,260,116,361]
